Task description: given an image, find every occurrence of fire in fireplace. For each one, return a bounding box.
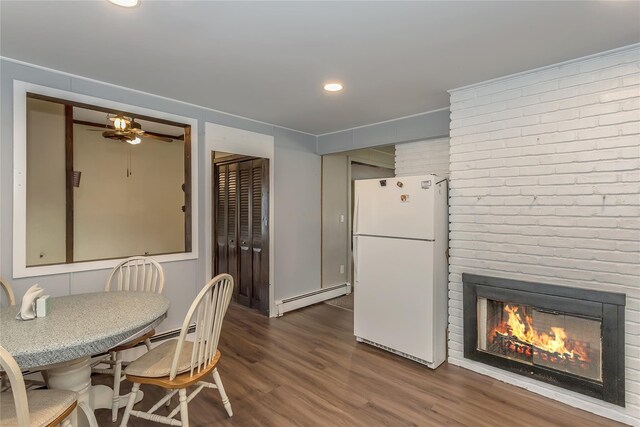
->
[463,274,625,406]
[478,299,602,382]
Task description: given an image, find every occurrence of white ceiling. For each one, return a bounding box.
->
[1,1,639,135]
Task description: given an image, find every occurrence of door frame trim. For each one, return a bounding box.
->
[205,123,276,317]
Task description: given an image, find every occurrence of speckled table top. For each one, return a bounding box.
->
[0,292,170,370]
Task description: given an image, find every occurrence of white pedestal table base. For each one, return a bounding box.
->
[46,356,143,427]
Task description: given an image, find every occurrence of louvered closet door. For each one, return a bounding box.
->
[214,158,269,315]
[250,159,268,314]
[238,161,252,307]
[214,162,239,297]
[214,164,229,276]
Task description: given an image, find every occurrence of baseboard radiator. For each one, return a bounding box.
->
[87,325,195,367]
[275,283,351,316]
[93,283,349,363]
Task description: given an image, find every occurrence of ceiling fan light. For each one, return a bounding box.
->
[108,0,140,7]
[128,137,141,145]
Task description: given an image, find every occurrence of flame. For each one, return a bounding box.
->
[493,305,588,361]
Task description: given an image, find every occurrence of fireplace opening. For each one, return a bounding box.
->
[463,274,625,406]
[478,298,602,382]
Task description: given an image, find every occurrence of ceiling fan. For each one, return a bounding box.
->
[90,114,173,144]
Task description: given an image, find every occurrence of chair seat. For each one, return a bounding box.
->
[124,339,196,378]
[0,389,77,427]
[126,350,221,390]
[111,329,156,352]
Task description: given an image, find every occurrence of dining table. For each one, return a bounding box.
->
[0,291,170,427]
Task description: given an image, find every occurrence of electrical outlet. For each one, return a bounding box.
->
[339,214,345,223]
[340,265,345,274]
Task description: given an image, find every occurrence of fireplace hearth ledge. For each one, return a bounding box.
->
[448,356,637,426]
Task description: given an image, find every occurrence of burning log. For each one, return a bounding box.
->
[483,302,601,382]
[489,331,595,372]
[487,304,594,368]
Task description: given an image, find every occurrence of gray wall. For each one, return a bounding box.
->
[0,59,320,325]
[1,58,447,322]
[316,108,450,154]
[273,127,321,299]
[321,154,349,288]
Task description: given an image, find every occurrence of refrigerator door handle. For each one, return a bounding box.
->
[353,189,359,235]
[353,235,359,284]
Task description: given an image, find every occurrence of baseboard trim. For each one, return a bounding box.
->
[275,283,351,316]
[87,325,194,364]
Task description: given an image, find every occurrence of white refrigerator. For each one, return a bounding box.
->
[353,174,448,369]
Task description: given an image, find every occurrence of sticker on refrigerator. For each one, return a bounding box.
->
[421,180,431,189]
[400,194,410,202]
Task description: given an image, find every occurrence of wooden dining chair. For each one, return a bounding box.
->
[0,277,16,308]
[92,256,165,422]
[119,274,234,427]
[1,278,46,394]
[0,277,15,393]
[0,346,77,427]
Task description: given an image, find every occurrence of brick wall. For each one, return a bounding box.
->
[395,137,450,178]
[448,45,639,424]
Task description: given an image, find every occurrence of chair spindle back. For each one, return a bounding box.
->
[170,274,234,380]
[105,256,165,294]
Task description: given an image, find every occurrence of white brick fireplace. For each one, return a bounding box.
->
[447,45,639,424]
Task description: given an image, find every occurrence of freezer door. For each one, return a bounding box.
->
[354,175,436,240]
[354,235,435,362]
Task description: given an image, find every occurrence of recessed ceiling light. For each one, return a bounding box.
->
[108,0,140,8]
[324,83,343,92]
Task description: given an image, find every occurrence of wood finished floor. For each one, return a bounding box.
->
[95,302,624,426]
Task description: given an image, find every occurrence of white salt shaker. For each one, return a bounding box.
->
[36,295,51,317]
